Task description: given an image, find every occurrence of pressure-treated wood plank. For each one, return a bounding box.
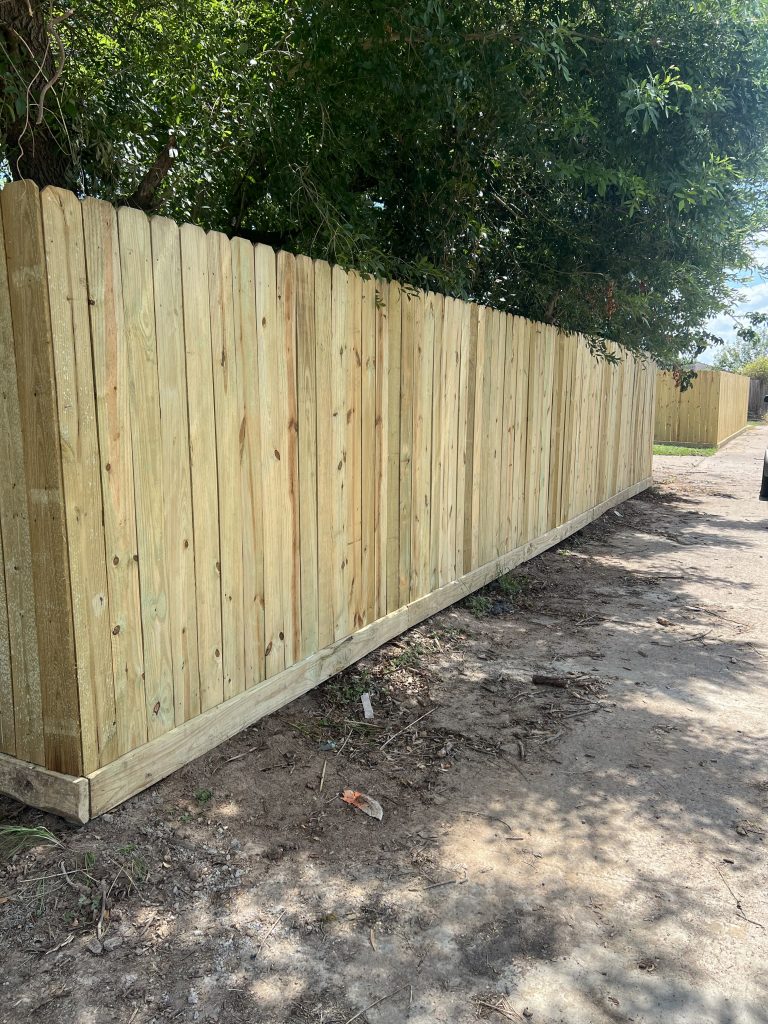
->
[330,265,350,640]
[438,297,461,586]
[398,288,416,606]
[315,261,335,646]
[457,303,477,573]
[361,275,377,624]
[0,528,14,756]
[151,216,201,725]
[119,206,175,738]
[0,195,43,766]
[470,306,490,568]
[411,290,433,598]
[82,198,146,759]
[296,255,319,658]
[208,232,245,701]
[511,317,530,548]
[277,251,302,664]
[180,224,224,713]
[2,181,81,775]
[89,474,652,817]
[41,187,116,773]
[374,279,389,618]
[346,270,364,630]
[232,238,265,687]
[499,314,517,551]
[429,293,445,592]
[487,309,506,558]
[262,245,288,671]
[0,750,89,823]
[535,324,556,536]
[385,281,402,613]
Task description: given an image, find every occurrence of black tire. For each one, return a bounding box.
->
[761,449,768,501]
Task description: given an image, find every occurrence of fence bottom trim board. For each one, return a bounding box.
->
[1,477,651,821]
[653,425,748,450]
[0,751,89,823]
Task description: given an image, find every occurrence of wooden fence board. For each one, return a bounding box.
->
[152,216,201,725]
[0,194,44,766]
[330,266,350,639]
[374,280,390,618]
[2,182,81,775]
[315,261,335,646]
[119,207,175,739]
[208,232,245,702]
[385,281,402,613]
[361,275,377,624]
[346,271,364,630]
[412,291,434,596]
[398,289,415,605]
[180,225,224,713]
[232,238,265,687]
[296,256,319,658]
[42,187,116,773]
[82,198,146,758]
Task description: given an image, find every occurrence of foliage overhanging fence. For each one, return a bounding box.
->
[0,183,655,820]
[654,369,750,449]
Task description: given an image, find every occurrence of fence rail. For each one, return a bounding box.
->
[654,369,749,448]
[0,183,655,817]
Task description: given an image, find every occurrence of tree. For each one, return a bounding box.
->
[3,1,768,364]
[714,312,768,372]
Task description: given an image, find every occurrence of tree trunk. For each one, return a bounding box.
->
[1,0,77,189]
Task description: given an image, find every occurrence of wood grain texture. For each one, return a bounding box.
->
[208,232,245,701]
[1,181,81,775]
[82,198,146,761]
[315,261,335,647]
[385,281,402,613]
[180,225,223,713]
[41,187,116,773]
[0,194,43,765]
[296,256,319,658]
[0,750,89,823]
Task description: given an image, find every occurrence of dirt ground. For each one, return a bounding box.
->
[2,425,767,1024]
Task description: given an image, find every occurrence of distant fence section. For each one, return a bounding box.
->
[654,369,749,448]
[0,182,655,819]
[748,378,766,420]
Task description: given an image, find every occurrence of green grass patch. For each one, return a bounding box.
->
[653,443,716,457]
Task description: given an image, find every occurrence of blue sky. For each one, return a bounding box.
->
[701,236,768,364]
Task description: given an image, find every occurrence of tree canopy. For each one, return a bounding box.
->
[3,1,768,363]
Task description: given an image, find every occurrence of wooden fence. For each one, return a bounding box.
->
[748,378,767,420]
[654,369,750,448]
[0,183,655,820]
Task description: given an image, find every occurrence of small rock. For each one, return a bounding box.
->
[86,938,103,956]
[188,989,199,1005]
[103,935,123,952]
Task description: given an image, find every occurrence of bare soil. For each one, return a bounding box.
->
[2,425,767,1024]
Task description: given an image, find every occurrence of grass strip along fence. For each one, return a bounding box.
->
[0,182,655,820]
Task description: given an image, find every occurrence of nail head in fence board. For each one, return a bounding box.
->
[384,280,402,614]
[1,180,81,775]
[152,216,201,725]
[232,237,265,687]
[41,187,118,773]
[0,196,43,765]
[0,750,89,823]
[207,232,245,700]
[296,255,319,659]
[82,197,147,759]
[314,260,335,647]
[255,243,286,675]
[276,250,302,663]
[181,224,224,713]
[87,475,651,817]
[118,205,175,738]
